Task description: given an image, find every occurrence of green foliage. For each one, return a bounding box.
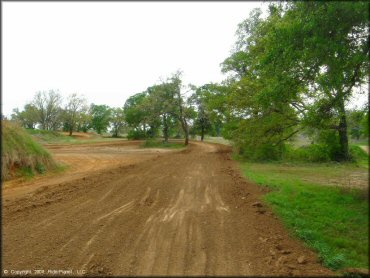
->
[63,93,88,136]
[11,104,39,129]
[2,121,56,180]
[90,104,112,134]
[127,129,147,140]
[284,144,331,162]
[110,107,125,137]
[124,92,149,131]
[241,162,369,270]
[349,145,368,167]
[241,143,286,161]
[219,1,369,161]
[25,128,74,144]
[123,72,192,145]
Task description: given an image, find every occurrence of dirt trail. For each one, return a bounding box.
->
[2,142,332,276]
[3,141,172,200]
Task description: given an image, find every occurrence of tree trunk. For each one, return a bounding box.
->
[184,127,189,145]
[201,126,204,141]
[163,114,169,143]
[180,117,189,145]
[69,126,73,136]
[338,98,350,161]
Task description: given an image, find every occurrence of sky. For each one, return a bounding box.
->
[2,1,266,117]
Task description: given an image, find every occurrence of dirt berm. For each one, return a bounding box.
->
[2,141,333,276]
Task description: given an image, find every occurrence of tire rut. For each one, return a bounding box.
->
[2,141,333,276]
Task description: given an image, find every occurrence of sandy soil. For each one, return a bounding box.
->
[2,141,332,276]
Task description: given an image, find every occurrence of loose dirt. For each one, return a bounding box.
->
[2,141,333,276]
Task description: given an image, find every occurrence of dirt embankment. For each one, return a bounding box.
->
[2,141,332,276]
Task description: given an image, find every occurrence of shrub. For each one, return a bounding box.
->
[127,129,146,140]
[316,130,342,161]
[285,144,331,162]
[240,143,286,161]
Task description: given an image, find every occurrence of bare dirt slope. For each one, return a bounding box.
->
[2,141,332,276]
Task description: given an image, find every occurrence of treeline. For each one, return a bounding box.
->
[123,72,223,144]
[10,2,368,161]
[10,74,222,144]
[11,90,124,137]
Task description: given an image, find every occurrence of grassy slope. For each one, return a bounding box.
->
[26,129,124,145]
[2,121,56,180]
[240,160,368,271]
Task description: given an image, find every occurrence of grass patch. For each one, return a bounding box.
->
[25,129,127,145]
[25,128,73,143]
[240,161,369,271]
[350,138,369,146]
[141,139,185,149]
[2,121,57,180]
[349,145,368,168]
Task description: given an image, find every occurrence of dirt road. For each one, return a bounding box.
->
[2,141,332,276]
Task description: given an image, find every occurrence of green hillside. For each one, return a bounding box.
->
[2,121,56,180]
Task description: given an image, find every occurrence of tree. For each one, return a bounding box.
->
[220,2,368,161]
[11,104,39,129]
[110,107,126,137]
[32,90,63,130]
[189,85,213,141]
[169,72,191,145]
[63,93,88,136]
[144,83,178,143]
[76,108,92,133]
[90,104,112,134]
[124,92,148,132]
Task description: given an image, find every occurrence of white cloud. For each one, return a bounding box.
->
[2,1,264,116]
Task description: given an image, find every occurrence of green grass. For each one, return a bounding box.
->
[2,121,56,180]
[350,138,369,146]
[240,161,369,271]
[141,139,185,149]
[26,129,76,144]
[350,145,369,168]
[25,129,127,145]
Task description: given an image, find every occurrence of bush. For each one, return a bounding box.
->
[316,130,342,161]
[127,129,147,140]
[284,144,331,162]
[240,143,286,161]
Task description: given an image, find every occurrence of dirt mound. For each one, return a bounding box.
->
[59,131,101,139]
